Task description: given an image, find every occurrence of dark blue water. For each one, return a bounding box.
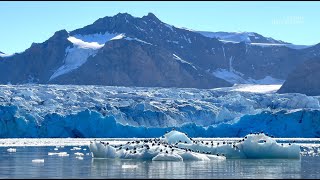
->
[0,146,319,178]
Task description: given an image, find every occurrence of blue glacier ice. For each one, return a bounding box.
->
[0,84,319,138]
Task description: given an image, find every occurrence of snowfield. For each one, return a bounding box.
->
[0,84,319,138]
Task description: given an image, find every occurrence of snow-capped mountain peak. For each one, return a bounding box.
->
[0,12,319,88]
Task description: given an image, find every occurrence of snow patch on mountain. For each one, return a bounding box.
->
[124,37,153,45]
[178,27,196,32]
[67,36,104,49]
[248,76,284,85]
[250,43,311,49]
[73,32,121,46]
[212,69,284,85]
[0,52,13,58]
[110,33,126,40]
[49,36,106,81]
[164,23,174,31]
[230,84,282,93]
[198,31,253,43]
[173,54,197,70]
[213,69,248,84]
[198,31,310,49]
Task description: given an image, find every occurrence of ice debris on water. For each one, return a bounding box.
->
[74,152,84,157]
[7,148,16,153]
[32,159,44,163]
[48,152,69,157]
[71,147,82,151]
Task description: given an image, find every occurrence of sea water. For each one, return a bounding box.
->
[0,138,320,178]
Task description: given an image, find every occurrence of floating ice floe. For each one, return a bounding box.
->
[48,152,69,157]
[76,156,84,160]
[7,148,16,152]
[32,159,44,163]
[89,130,301,160]
[121,164,138,169]
[74,152,84,156]
[71,147,82,151]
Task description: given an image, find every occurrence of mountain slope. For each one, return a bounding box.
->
[0,30,71,84]
[51,39,230,88]
[278,53,320,95]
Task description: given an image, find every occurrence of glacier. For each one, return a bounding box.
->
[0,84,319,138]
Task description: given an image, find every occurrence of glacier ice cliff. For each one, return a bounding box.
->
[0,84,319,138]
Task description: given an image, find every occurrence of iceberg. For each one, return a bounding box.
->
[89,131,226,161]
[89,130,300,160]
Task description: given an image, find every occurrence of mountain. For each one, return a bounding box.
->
[278,52,320,96]
[197,31,288,44]
[0,51,6,57]
[0,12,319,87]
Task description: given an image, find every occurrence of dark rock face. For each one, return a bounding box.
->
[0,12,319,88]
[51,40,230,88]
[0,30,71,84]
[278,57,320,96]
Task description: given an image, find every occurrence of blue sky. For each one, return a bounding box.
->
[1,1,319,54]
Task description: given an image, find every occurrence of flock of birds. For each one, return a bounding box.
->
[90,136,228,157]
[89,130,296,158]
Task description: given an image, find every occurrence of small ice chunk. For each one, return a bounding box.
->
[122,164,138,169]
[32,159,44,163]
[71,147,82,151]
[48,152,69,156]
[74,152,84,156]
[76,156,84,160]
[58,153,69,157]
[7,148,16,153]
[54,148,59,151]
